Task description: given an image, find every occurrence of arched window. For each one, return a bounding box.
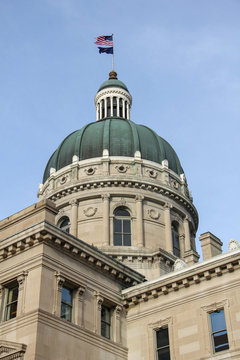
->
[172,222,180,257]
[113,207,131,246]
[58,217,70,233]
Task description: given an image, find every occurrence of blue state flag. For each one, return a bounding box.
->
[98,47,113,54]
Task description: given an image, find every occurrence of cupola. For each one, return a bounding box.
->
[94,71,132,121]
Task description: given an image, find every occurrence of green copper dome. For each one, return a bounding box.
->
[98,78,129,92]
[98,70,129,92]
[43,118,184,183]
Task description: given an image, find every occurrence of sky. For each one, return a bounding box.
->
[0,0,239,255]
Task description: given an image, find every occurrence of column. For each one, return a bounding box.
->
[127,103,130,120]
[135,195,144,247]
[104,98,107,118]
[0,285,4,320]
[70,200,78,237]
[94,292,103,334]
[74,286,86,327]
[102,194,110,246]
[184,216,191,251]
[99,101,102,120]
[114,305,123,343]
[110,97,113,116]
[164,203,173,253]
[16,271,28,316]
[53,272,65,316]
[123,100,126,118]
[117,97,120,117]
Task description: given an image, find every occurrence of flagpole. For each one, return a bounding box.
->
[112,33,114,70]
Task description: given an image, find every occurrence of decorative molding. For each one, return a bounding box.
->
[83,207,97,217]
[148,209,160,220]
[94,292,104,311]
[55,272,65,291]
[146,169,158,178]
[84,167,97,176]
[115,165,129,173]
[228,239,240,251]
[173,259,187,271]
[59,174,69,185]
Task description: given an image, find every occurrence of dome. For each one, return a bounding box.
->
[43,118,184,183]
[98,78,129,92]
[98,70,129,92]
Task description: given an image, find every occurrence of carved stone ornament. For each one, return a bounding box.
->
[84,167,96,176]
[228,238,240,251]
[148,209,160,220]
[170,179,179,189]
[174,259,187,271]
[83,207,97,217]
[146,169,158,178]
[115,165,129,173]
[60,174,69,185]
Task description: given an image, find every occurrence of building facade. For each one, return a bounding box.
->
[0,71,240,359]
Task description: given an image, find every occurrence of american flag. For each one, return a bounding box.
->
[95,35,113,46]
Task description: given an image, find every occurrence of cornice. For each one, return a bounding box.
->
[122,250,240,308]
[0,221,144,287]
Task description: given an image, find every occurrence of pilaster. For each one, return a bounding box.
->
[102,194,110,246]
[164,203,173,254]
[70,199,78,237]
[135,195,144,247]
[16,271,28,316]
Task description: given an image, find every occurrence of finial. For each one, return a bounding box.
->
[109,70,117,80]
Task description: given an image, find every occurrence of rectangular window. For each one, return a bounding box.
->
[5,284,19,321]
[156,327,170,360]
[61,286,73,322]
[101,306,111,339]
[210,309,229,353]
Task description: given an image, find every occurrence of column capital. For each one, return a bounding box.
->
[69,199,78,206]
[135,194,144,202]
[164,202,172,210]
[101,193,110,200]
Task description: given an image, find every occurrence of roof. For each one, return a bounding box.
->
[98,78,129,92]
[43,118,184,183]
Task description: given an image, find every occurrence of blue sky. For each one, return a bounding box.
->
[0,0,239,255]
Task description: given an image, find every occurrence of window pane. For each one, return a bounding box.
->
[157,348,170,360]
[101,322,110,339]
[211,310,226,332]
[61,303,72,322]
[6,302,18,320]
[101,307,110,323]
[114,233,122,246]
[114,208,130,217]
[157,328,169,348]
[213,331,229,352]
[61,287,72,305]
[123,220,131,233]
[8,287,18,303]
[114,219,122,233]
[123,234,131,246]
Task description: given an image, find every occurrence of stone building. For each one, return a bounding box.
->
[0,71,239,360]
